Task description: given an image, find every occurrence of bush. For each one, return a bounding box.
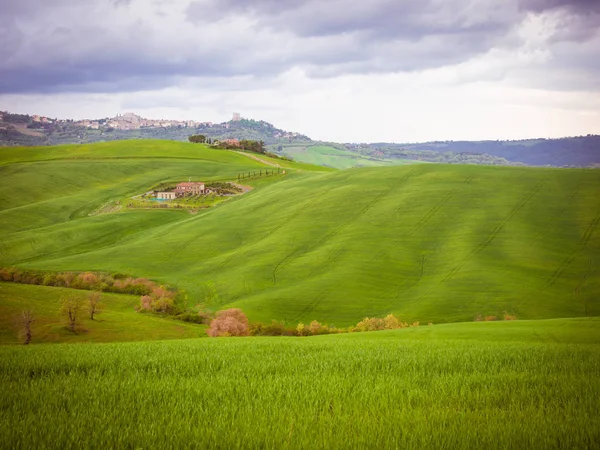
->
[354,317,385,332]
[0,267,15,281]
[207,309,249,337]
[138,295,153,311]
[197,310,213,325]
[175,312,204,324]
[296,322,308,336]
[309,320,325,335]
[352,314,408,333]
[261,320,287,336]
[42,273,56,286]
[152,297,177,314]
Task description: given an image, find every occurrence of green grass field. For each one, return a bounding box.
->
[282,144,417,169]
[1,140,599,448]
[1,140,599,327]
[0,282,204,344]
[1,319,598,449]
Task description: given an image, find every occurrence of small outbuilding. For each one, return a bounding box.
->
[157,191,176,200]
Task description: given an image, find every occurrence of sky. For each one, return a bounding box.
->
[1,0,599,143]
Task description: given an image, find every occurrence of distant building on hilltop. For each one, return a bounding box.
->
[232,112,241,122]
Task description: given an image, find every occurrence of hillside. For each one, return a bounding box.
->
[1,140,599,326]
[3,110,599,167]
[1,318,599,448]
[0,283,203,344]
[0,111,311,147]
[279,144,421,169]
[357,135,600,167]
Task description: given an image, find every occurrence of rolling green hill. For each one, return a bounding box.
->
[1,140,599,327]
[0,282,204,344]
[280,144,419,169]
[1,318,599,448]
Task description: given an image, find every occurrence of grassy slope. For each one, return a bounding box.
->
[283,144,417,169]
[1,141,599,326]
[1,318,599,449]
[0,282,204,344]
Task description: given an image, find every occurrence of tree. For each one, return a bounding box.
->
[15,310,34,345]
[207,308,249,337]
[87,291,102,320]
[188,134,206,143]
[60,295,84,332]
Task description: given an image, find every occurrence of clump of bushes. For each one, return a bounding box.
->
[207,311,420,338]
[136,285,180,315]
[0,267,161,295]
[352,314,413,332]
[175,312,208,324]
[474,311,517,322]
[1,267,185,314]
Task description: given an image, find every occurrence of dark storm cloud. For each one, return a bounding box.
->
[186,0,513,41]
[0,0,598,94]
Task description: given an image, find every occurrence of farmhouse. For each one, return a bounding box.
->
[174,182,205,196]
[157,191,176,200]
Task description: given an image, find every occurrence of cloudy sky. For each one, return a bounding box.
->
[1,0,599,142]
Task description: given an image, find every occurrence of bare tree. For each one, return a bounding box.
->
[60,295,84,332]
[87,291,102,320]
[15,310,35,345]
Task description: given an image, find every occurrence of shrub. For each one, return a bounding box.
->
[309,320,324,335]
[55,272,75,288]
[76,272,99,289]
[175,312,204,324]
[152,297,176,314]
[248,323,264,336]
[296,322,308,336]
[354,317,385,332]
[198,310,213,325]
[261,320,287,336]
[207,309,249,337]
[138,295,153,311]
[0,267,15,281]
[42,273,56,286]
[503,311,517,321]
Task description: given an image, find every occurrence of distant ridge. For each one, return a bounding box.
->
[1,110,599,167]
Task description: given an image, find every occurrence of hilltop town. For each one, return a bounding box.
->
[0,110,310,147]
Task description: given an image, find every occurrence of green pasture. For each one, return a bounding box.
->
[282,144,416,169]
[0,283,204,344]
[1,140,599,327]
[1,318,599,449]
